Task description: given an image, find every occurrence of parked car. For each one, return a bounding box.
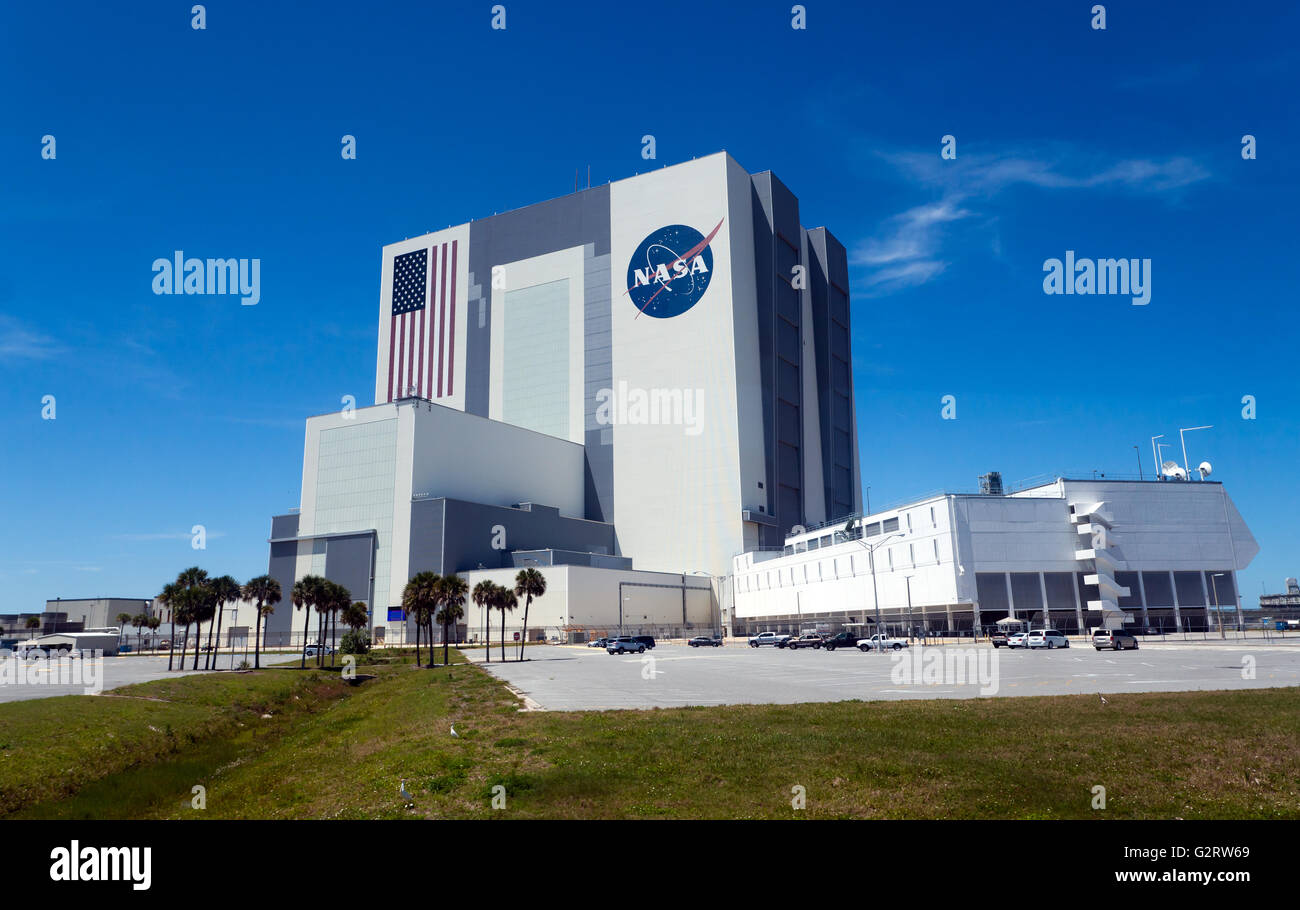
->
[1093,629,1139,651]
[748,631,791,648]
[587,637,609,648]
[632,635,656,650]
[821,631,862,652]
[688,636,722,647]
[785,633,824,650]
[857,634,909,651]
[1026,629,1071,649]
[606,635,647,654]
[990,630,1015,648]
[1006,632,1030,649]
[302,643,335,657]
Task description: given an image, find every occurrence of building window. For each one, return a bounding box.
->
[909,543,915,567]
[933,539,940,562]
[883,517,900,533]
[906,513,912,531]
[930,506,936,528]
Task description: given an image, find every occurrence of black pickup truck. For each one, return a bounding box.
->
[821,631,863,652]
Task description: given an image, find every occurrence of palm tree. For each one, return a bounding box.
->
[324,580,351,667]
[190,585,216,670]
[342,601,369,632]
[472,579,495,663]
[402,572,440,667]
[147,615,160,650]
[24,615,40,632]
[513,568,547,661]
[494,586,517,662]
[242,575,281,670]
[131,613,148,653]
[172,567,210,672]
[292,575,325,669]
[206,575,241,670]
[438,574,468,666]
[115,613,132,650]
[157,583,180,670]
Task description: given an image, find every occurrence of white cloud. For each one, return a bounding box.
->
[853,145,1211,293]
[0,316,63,363]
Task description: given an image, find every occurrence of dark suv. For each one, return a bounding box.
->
[631,635,656,650]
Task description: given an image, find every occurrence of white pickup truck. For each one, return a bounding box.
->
[856,634,909,652]
[748,631,792,648]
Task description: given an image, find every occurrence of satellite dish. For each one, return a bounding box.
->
[1198,461,1212,479]
[1160,460,1187,480]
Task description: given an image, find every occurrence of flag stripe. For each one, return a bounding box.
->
[437,243,447,399]
[387,313,397,402]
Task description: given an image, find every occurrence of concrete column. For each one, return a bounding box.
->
[1005,573,1016,620]
[1232,573,1244,631]
[1170,571,1183,632]
[1072,572,1084,633]
[1136,572,1150,627]
[1038,572,1051,629]
[1200,571,1213,633]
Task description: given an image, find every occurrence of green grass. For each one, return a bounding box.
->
[3,652,1298,819]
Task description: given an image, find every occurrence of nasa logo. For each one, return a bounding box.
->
[626,219,723,319]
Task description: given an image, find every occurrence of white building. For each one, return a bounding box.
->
[264,152,860,642]
[731,477,1258,636]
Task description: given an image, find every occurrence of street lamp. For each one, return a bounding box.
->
[1179,425,1213,479]
[1150,435,1165,479]
[854,530,902,650]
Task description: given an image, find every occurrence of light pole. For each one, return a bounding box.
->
[1134,446,1143,480]
[1212,573,1226,639]
[1150,434,1165,478]
[854,531,902,651]
[1179,425,1212,479]
[690,570,730,637]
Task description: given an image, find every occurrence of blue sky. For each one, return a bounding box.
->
[2,1,1297,611]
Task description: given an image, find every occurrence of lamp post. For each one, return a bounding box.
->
[1150,435,1165,478]
[855,530,902,651]
[1179,425,1213,479]
[690,570,730,638]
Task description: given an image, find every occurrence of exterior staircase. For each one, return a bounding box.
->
[1070,500,1130,630]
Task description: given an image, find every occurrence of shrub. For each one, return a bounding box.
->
[340,630,371,655]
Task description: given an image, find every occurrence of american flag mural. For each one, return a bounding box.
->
[386,240,458,403]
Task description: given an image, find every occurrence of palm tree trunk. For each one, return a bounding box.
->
[518,596,531,661]
[204,613,215,670]
[192,625,201,669]
[168,627,175,671]
[500,611,506,662]
[254,606,262,670]
[415,616,421,667]
[443,619,450,666]
[331,612,337,667]
[178,623,188,671]
[300,608,310,669]
[213,605,225,670]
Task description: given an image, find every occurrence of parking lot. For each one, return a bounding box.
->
[0,652,297,703]
[465,640,1300,711]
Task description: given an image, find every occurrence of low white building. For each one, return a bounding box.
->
[730,477,1257,637]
